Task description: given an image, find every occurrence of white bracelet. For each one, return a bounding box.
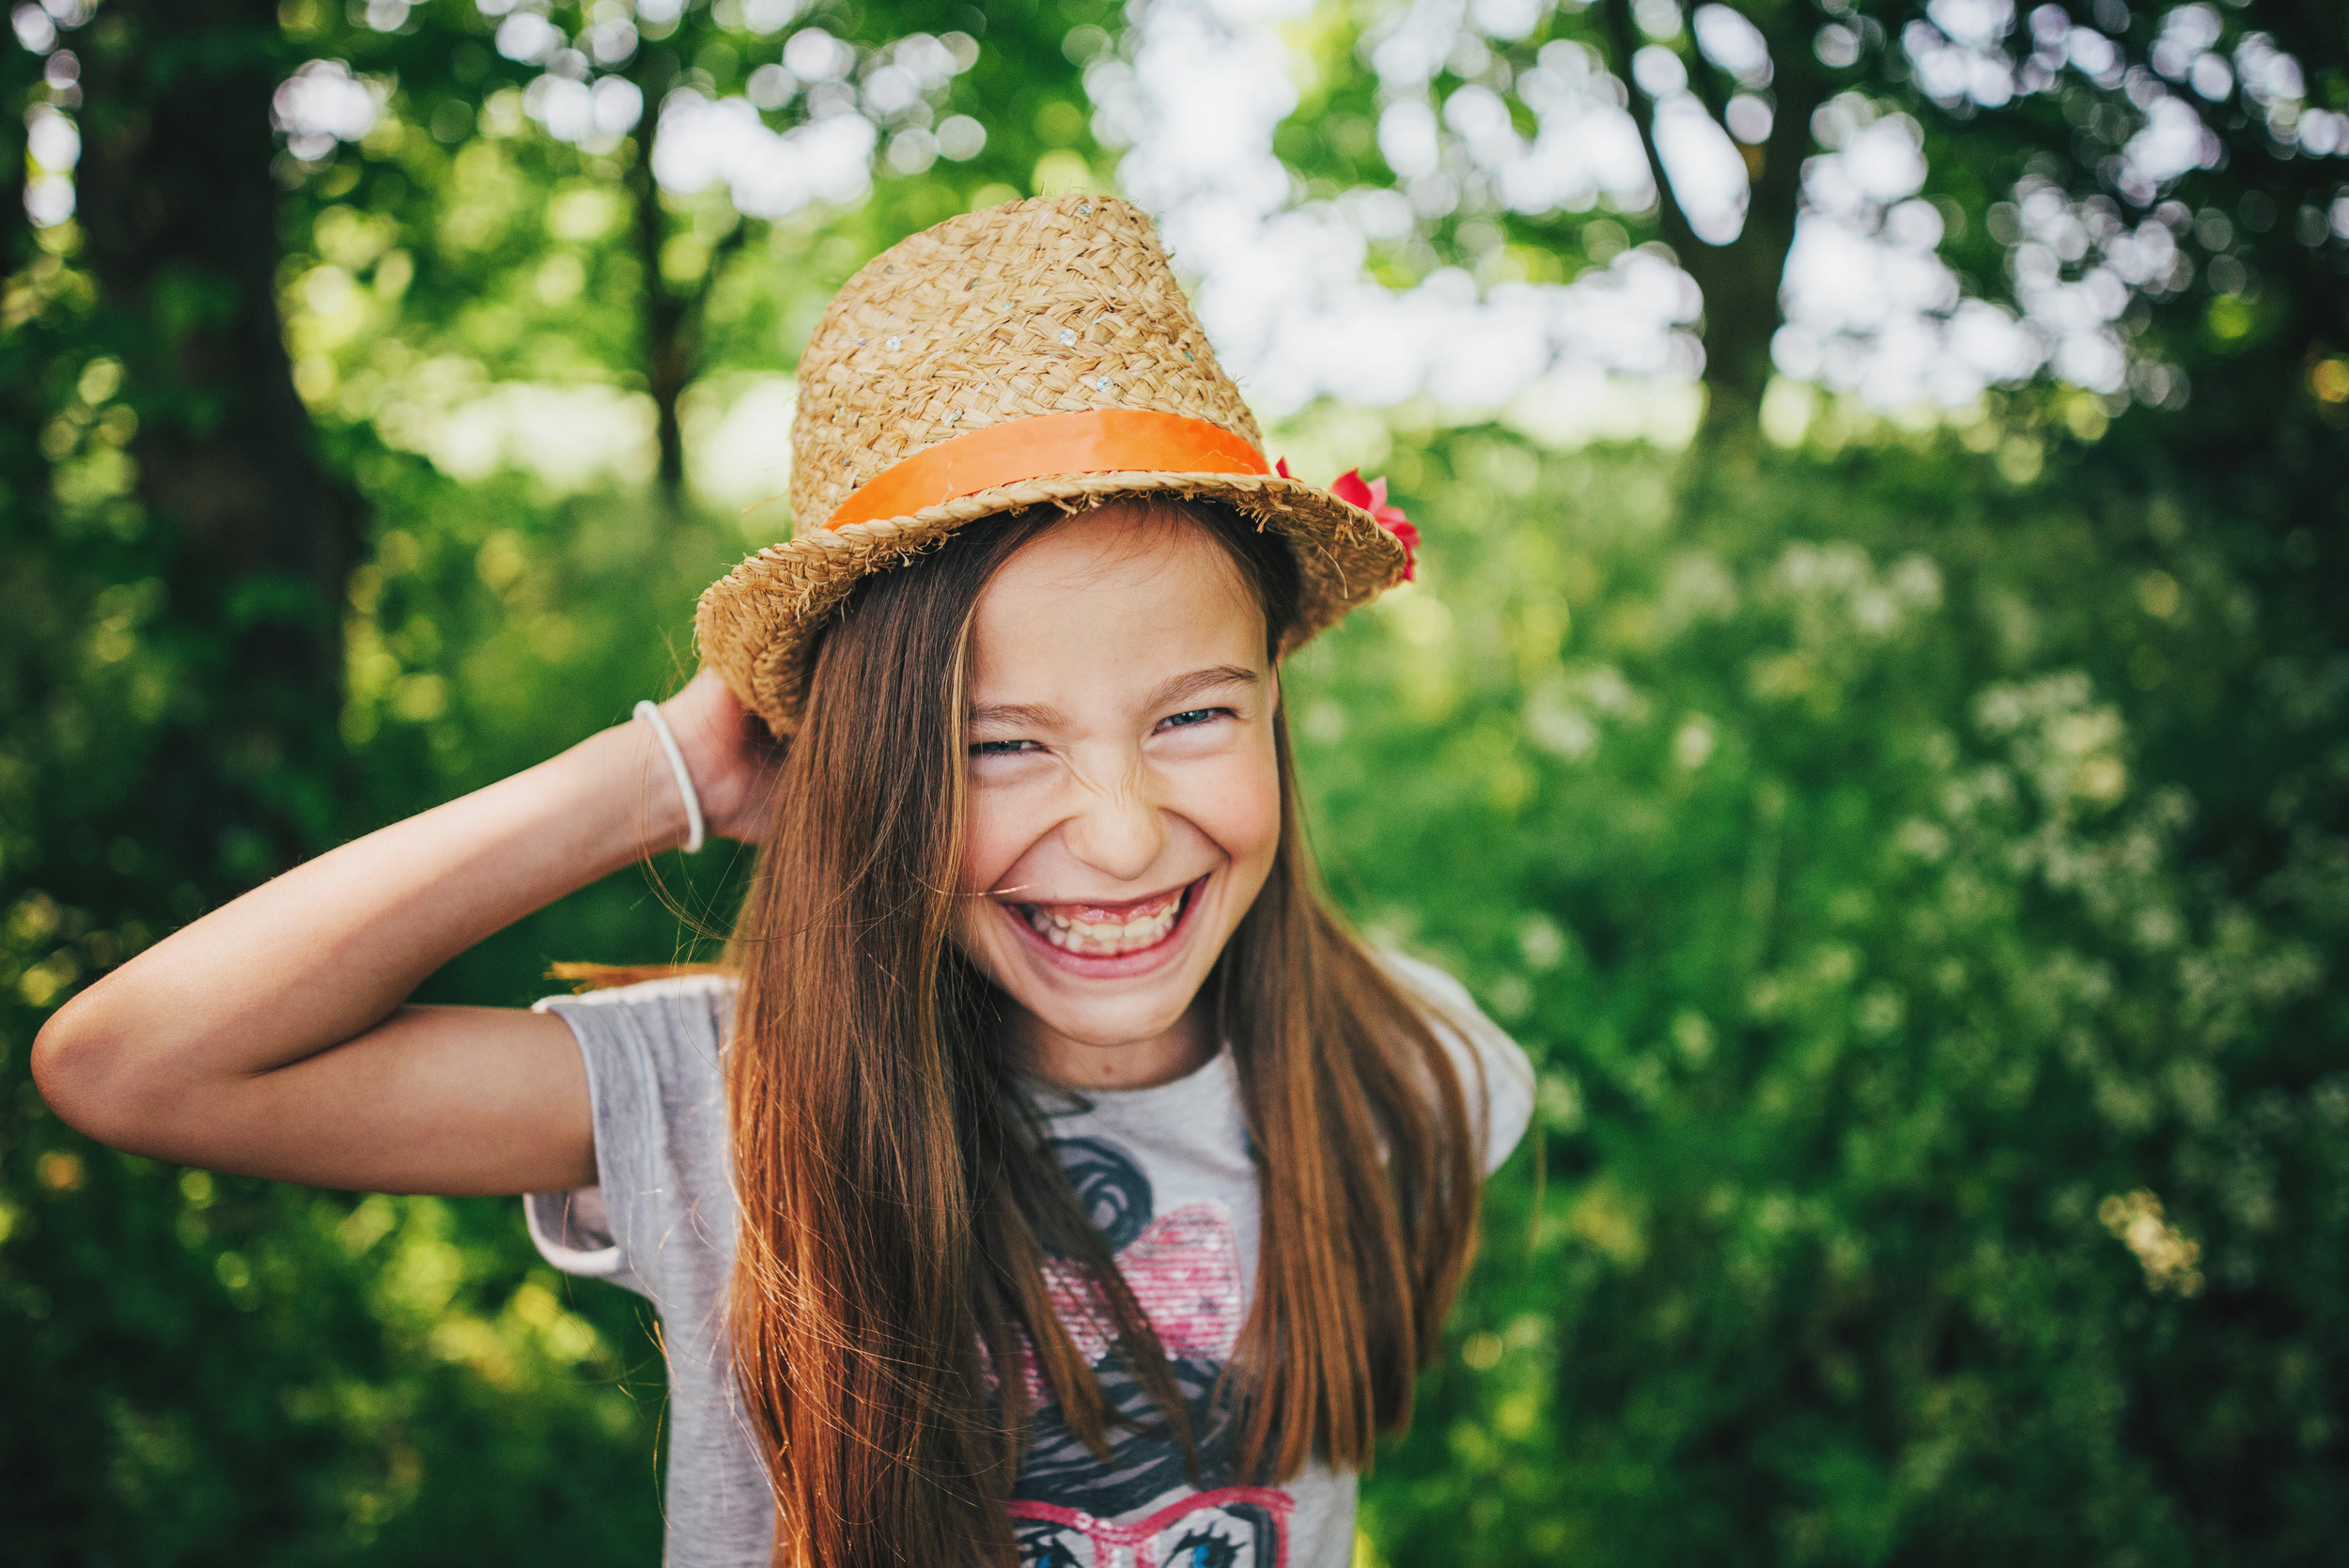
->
[633,699,706,853]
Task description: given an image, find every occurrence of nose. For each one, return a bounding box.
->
[1059,755,1167,885]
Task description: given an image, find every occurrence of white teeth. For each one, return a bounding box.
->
[1021,893,1183,956]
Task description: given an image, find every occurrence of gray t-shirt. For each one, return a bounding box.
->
[524,952,1532,1568]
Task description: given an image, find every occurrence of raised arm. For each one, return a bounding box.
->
[30,670,777,1198]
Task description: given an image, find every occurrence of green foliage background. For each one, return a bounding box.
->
[3,0,2345,1561]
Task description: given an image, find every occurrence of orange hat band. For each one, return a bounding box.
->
[823,408,1271,531]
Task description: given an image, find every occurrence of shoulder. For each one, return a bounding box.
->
[1371,947,1481,1021]
[1369,948,1535,1176]
[1369,948,1517,1075]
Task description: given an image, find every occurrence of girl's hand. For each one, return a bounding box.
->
[654,669,786,845]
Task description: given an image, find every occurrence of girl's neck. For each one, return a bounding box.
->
[1012,994,1216,1092]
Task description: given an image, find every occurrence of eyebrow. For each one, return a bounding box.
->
[967,700,1064,731]
[1145,664,1259,713]
[966,665,1259,733]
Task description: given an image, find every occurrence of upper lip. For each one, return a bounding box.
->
[994,876,1201,911]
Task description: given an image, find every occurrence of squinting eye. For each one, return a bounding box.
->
[971,738,1035,757]
[1158,707,1228,732]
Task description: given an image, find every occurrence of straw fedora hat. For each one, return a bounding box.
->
[693,193,1411,735]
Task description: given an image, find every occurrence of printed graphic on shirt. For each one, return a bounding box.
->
[1005,1136,1289,1568]
[1010,1487,1293,1568]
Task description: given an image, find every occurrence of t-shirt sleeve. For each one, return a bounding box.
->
[521,974,736,1305]
[1374,949,1536,1175]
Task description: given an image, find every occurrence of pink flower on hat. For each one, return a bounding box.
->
[1277,459,1420,582]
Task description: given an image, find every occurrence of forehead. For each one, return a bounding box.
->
[967,509,1265,691]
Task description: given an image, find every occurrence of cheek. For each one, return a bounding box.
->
[951,794,1016,971]
[1200,737,1283,874]
[958,784,1023,895]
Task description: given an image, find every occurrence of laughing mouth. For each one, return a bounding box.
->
[1016,880,1197,957]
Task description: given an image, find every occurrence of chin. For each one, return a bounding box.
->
[1023,990,1202,1053]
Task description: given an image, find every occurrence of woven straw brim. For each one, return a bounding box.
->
[696,473,1406,736]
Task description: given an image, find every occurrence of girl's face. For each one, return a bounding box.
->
[954,506,1283,1088]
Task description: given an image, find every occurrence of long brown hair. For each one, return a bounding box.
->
[720,501,1484,1566]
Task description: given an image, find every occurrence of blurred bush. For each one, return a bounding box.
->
[1300,432,2346,1566]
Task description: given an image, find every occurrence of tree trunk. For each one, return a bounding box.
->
[627,44,696,508]
[75,0,362,873]
[1604,0,1827,435]
[626,40,750,514]
[630,140,692,506]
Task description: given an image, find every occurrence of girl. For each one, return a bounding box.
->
[35,195,1532,1568]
